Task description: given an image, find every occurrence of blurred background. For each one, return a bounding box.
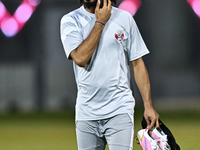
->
[0,0,199,113]
[0,0,200,149]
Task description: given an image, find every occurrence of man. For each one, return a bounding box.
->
[60,0,159,149]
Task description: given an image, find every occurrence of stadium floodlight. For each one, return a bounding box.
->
[118,0,141,16]
[187,0,200,18]
[0,0,41,37]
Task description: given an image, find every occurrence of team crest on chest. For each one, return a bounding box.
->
[115,30,124,41]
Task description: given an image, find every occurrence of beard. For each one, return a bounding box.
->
[83,0,98,9]
[83,0,113,9]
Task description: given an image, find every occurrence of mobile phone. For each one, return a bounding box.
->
[99,0,113,8]
[99,0,103,9]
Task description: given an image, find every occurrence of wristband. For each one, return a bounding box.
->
[95,21,105,26]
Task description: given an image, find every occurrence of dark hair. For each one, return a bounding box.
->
[79,0,117,5]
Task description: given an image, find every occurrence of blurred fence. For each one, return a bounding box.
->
[0,63,36,113]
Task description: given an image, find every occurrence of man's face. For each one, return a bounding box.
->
[83,0,113,9]
[83,0,98,9]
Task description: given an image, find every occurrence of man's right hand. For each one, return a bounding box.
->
[70,0,111,67]
[95,0,112,24]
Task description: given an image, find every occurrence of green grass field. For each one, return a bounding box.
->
[0,108,199,150]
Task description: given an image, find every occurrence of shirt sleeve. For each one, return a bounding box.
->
[127,15,149,61]
[60,15,83,59]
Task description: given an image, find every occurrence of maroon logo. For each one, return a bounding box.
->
[115,30,124,41]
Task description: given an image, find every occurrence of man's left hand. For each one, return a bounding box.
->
[144,106,159,130]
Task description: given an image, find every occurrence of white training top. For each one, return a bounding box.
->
[60,6,149,121]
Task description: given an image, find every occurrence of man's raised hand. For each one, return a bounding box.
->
[95,0,112,25]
